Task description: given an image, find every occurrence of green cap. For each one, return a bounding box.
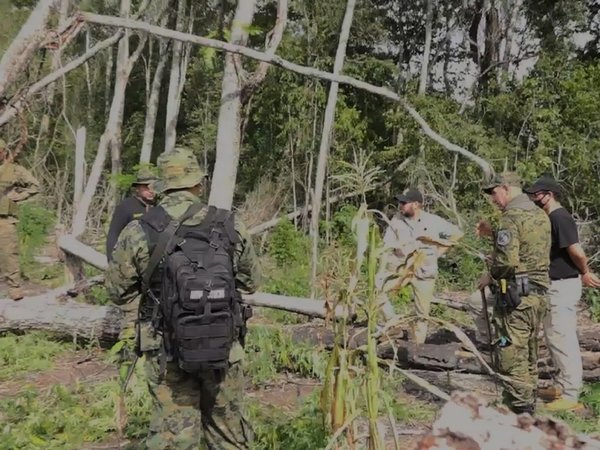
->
[482,172,521,194]
[156,147,204,193]
[132,166,158,186]
[0,138,6,150]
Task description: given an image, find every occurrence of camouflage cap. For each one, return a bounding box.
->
[156,147,204,192]
[132,166,158,186]
[482,172,521,194]
[0,138,6,149]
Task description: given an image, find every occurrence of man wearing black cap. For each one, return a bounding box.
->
[106,166,158,261]
[378,188,463,344]
[525,176,600,411]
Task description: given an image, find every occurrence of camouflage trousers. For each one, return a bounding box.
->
[494,293,548,413]
[0,217,21,287]
[143,342,253,450]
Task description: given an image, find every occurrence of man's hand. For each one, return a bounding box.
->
[582,272,600,288]
[478,273,492,290]
[475,220,493,238]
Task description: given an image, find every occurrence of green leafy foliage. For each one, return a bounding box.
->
[583,289,600,323]
[263,220,311,297]
[245,326,327,384]
[17,203,55,269]
[0,372,152,449]
[0,333,72,382]
[249,392,328,450]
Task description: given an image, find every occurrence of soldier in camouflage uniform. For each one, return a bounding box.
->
[0,138,40,300]
[106,147,260,450]
[476,172,550,415]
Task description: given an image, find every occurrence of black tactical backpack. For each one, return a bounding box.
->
[140,204,243,373]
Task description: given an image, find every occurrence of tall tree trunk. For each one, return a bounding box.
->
[309,0,356,297]
[418,0,435,95]
[208,0,257,210]
[0,0,58,99]
[164,0,193,154]
[140,36,169,163]
[500,0,522,86]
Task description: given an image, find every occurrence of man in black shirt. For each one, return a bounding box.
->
[106,167,158,261]
[525,176,600,412]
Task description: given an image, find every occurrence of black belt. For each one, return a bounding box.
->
[550,274,579,281]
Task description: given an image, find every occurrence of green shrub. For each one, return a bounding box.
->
[249,391,328,450]
[245,326,326,384]
[17,202,55,268]
[267,219,309,266]
[0,333,72,382]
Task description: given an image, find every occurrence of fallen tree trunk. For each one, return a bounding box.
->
[0,279,123,344]
[418,391,600,449]
[287,323,600,381]
[2,291,600,381]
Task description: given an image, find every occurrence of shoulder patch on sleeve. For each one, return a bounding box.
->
[496,230,512,247]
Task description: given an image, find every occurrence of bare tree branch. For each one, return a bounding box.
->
[81,12,494,177]
[0,29,123,128]
[0,0,60,99]
[243,0,288,94]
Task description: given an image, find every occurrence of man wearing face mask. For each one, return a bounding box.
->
[378,188,463,344]
[106,167,158,262]
[524,176,600,411]
[473,172,551,415]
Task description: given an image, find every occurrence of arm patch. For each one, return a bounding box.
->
[496,230,512,247]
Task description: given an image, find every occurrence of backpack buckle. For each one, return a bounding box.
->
[209,241,219,249]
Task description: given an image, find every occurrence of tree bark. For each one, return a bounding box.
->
[500,0,522,84]
[164,0,191,154]
[0,279,123,345]
[418,0,435,95]
[419,391,600,449]
[309,0,356,297]
[82,12,494,177]
[208,0,257,210]
[0,30,123,128]
[0,0,59,99]
[4,289,600,383]
[140,35,169,163]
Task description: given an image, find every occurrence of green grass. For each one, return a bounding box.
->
[0,369,152,449]
[245,326,327,384]
[540,382,600,434]
[0,333,73,382]
[249,391,329,450]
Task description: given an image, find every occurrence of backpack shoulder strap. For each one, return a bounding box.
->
[142,202,204,289]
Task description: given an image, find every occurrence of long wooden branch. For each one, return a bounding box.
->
[244,0,288,92]
[81,12,494,177]
[0,29,123,127]
[0,0,60,99]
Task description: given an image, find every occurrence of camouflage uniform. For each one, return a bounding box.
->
[0,139,40,298]
[106,148,260,450]
[484,177,551,414]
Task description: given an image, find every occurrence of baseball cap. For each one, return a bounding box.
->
[482,172,521,194]
[395,188,423,204]
[523,176,563,195]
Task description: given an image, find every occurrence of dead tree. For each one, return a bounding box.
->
[309,0,356,297]
[164,0,195,154]
[209,0,288,209]
[0,0,59,99]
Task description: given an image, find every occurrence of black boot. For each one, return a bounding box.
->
[512,404,535,416]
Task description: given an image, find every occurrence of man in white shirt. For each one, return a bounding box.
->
[378,188,463,344]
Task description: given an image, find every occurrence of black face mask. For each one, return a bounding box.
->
[532,193,548,208]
